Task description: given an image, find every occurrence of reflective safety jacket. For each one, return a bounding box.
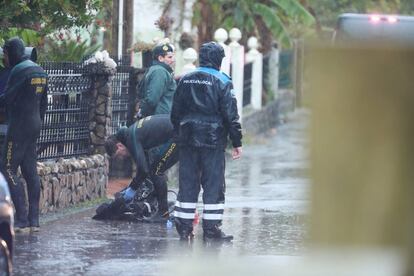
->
[171,66,242,149]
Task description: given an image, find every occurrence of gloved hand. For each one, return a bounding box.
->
[122,187,136,202]
[135,108,143,120]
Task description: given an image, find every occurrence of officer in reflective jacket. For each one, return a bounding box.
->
[0,37,48,232]
[171,42,243,242]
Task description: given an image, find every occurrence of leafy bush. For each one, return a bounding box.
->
[41,39,100,62]
[40,32,101,62]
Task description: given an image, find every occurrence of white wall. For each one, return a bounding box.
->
[133,0,165,43]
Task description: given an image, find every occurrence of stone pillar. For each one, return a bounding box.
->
[245,37,263,110]
[229,28,244,122]
[85,62,117,155]
[214,28,231,75]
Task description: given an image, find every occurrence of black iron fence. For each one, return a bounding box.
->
[279,50,293,89]
[110,56,132,134]
[243,62,253,106]
[37,61,91,160]
[16,56,135,161]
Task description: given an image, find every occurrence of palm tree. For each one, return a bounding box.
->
[194,0,315,50]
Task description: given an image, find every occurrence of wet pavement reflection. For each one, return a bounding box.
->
[13,110,309,276]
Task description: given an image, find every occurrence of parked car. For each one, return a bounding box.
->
[0,173,14,276]
[332,13,414,46]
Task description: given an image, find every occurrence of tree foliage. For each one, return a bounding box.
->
[0,0,103,36]
[193,0,315,50]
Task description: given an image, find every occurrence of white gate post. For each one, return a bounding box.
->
[229,28,244,122]
[214,28,231,75]
[181,47,198,75]
[246,37,263,110]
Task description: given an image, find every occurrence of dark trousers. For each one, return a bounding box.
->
[129,140,179,213]
[1,137,40,226]
[174,146,225,231]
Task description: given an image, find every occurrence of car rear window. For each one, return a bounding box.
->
[335,14,414,45]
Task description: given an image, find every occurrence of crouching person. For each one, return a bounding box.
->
[104,114,178,222]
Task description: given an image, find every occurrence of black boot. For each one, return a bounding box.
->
[143,210,169,223]
[203,225,233,242]
[28,207,40,232]
[175,220,194,241]
[9,182,29,232]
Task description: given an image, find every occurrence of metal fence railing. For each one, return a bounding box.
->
[262,54,270,104]
[243,62,253,107]
[279,50,293,89]
[111,56,132,135]
[0,56,139,161]
[37,61,91,160]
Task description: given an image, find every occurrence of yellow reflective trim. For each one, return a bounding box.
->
[31,78,46,85]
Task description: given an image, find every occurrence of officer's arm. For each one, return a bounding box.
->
[129,128,150,184]
[0,72,21,106]
[140,70,168,116]
[219,82,242,148]
[40,82,48,121]
[171,80,184,135]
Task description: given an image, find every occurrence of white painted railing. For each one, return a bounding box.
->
[214,28,231,76]
[246,37,263,110]
[228,28,245,122]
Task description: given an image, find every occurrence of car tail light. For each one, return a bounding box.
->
[370,15,381,22]
[387,16,398,23]
[369,14,399,24]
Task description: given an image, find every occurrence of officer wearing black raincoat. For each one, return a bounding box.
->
[171,42,243,242]
[104,114,178,222]
[0,37,48,232]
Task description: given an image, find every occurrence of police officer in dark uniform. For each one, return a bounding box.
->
[0,37,48,232]
[171,42,243,242]
[105,114,178,222]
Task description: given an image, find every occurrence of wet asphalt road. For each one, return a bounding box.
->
[13,110,310,276]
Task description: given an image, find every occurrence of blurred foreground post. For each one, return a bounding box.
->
[309,44,414,275]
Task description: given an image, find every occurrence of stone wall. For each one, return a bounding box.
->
[35,154,107,213]
[242,89,295,135]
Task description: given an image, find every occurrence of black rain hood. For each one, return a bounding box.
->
[199,42,225,70]
[3,37,27,67]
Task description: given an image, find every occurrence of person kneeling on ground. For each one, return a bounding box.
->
[104,114,178,222]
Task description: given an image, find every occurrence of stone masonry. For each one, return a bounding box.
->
[35,154,107,214]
